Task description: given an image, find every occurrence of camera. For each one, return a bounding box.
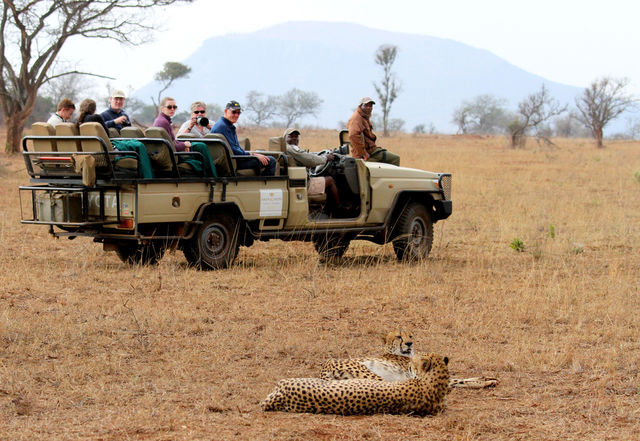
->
[196,116,209,127]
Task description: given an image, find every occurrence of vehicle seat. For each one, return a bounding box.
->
[204,133,256,176]
[339,129,350,151]
[308,180,327,204]
[55,123,81,152]
[31,122,57,152]
[78,122,113,168]
[120,126,145,138]
[108,127,120,138]
[239,137,251,150]
[144,126,177,174]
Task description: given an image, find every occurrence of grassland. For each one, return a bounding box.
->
[1,129,639,440]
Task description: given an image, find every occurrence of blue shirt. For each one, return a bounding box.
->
[211,117,248,156]
[101,107,131,131]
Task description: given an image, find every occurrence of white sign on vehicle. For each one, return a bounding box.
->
[259,189,283,217]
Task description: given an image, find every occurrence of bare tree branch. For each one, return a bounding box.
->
[508,85,567,148]
[0,0,193,153]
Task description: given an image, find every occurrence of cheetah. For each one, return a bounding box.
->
[320,330,498,389]
[319,329,414,382]
[261,353,449,416]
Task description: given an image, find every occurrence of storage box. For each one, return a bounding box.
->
[36,192,83,223]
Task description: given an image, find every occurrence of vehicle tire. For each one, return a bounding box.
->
[116,241,165,265]
[184,213,239,270]
[392,202,433,261]
[313,234,350,263]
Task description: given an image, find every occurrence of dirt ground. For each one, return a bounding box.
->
[1,130,639,440]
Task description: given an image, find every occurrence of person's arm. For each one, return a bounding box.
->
[287,145,327,168]
[178,115,197,135]
[121,112,131,127]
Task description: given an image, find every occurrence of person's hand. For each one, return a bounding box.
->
[326,153,336,161]
[363,150,370,160]
[188,114,197,129]
[115,115,127,124]
[253,153,269,166]
[184,141,191,151]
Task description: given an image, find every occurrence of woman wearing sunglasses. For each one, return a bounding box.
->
[153,97,191,151]
[178,101,213,137]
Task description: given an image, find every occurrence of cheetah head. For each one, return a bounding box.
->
[411,353,449,377]
[383,329,414,357]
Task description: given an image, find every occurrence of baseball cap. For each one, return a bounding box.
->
[225,100,242,111]
[360,97,375,105]
[110,90,126,99]
[283,128,300,137]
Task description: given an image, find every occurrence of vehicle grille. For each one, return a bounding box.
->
[439,174,452,200]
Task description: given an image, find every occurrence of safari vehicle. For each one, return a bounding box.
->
[19,123,452,269]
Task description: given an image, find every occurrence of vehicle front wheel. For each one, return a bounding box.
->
[313,234,350,263]
[184,213,239,270]
[392,202,433,261]
[116,241,165,265]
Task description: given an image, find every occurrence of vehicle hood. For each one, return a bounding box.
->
[365,162,441,179]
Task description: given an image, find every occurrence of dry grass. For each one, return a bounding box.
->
[1,129,639,440]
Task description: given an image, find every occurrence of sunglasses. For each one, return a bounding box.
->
[231,110,241,115]
[165,105,178,110]
[193,110,206,114]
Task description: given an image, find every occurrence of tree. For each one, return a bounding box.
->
[373,44,401,137]
[575,77,637,148]
[153,62,191,107]
[0,0,192,153]
[452,95,510,134]
[277,88,322,127]
[508,85,567,148]
[244,90,279,127]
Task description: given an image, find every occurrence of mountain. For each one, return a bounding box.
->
[134,21,584,133]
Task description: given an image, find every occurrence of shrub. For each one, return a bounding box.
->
[510,238,525,252]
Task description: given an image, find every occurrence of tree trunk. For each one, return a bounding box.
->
[595,127,604,148]
[4,114,27,154]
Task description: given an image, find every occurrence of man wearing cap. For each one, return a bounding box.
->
[101,90,131,133]
[284,128,341,213]
[346,97,400,166]
[212,100,276,176]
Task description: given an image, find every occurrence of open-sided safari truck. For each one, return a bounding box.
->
[19,123,452,269]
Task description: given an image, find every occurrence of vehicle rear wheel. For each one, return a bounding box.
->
[184,213,239,269]
[116,241,165,265]
[392,202,433,261]
[313,234,350,263]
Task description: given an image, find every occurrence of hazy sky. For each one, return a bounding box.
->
[63,0,640,97]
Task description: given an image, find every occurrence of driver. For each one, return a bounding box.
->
[284,128,341,213]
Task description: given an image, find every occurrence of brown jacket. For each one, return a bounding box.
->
[346,106,377,159]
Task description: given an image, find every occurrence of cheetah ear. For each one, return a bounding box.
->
[421,358,432,372]
[382,330,397,344]
[444,356,449,366]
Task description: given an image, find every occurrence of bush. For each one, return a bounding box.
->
[509,237,525,252]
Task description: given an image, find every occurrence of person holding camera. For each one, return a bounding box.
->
[178,101,212,137]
